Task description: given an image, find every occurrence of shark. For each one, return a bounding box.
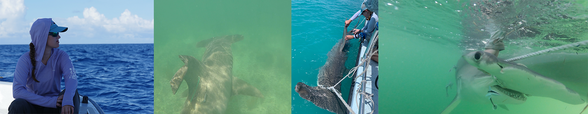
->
[441,51,588,114]
[295,36,351,114]
[169,34,264,114]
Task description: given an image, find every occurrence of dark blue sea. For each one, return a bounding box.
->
[0,44,154,114]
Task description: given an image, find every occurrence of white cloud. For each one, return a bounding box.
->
[0,4,153,44]
[0,0,28,39]
[64,7,153,40]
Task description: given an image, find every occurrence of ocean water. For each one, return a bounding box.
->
[153,0,291,114]
[291,0,364,113]
[0,44,154,114]
[380,0,588,114]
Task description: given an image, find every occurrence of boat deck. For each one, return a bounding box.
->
[348,33,379,114]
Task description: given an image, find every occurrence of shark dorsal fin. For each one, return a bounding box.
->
[231,76,264,98]
[339,27,348,52]
[171,55,203,95]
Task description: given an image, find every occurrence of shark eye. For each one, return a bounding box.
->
[474,52,482,61]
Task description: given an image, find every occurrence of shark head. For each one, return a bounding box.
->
[463,51,584,105]
[444,50,588,114]
[463,51,506,74]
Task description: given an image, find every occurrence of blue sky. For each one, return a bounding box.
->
[0,0,153,44]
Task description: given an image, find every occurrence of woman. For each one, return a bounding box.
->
[9,18,79,114]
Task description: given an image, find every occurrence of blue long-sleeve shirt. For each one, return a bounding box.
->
[348,10,379,40]
[13,18,78,108]
[360,12,378,40]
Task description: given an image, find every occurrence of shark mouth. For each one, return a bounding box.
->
[493,85,527,101]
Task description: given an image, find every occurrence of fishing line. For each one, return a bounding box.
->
[505,40,588,62]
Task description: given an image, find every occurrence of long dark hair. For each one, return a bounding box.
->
[29,43,39,82]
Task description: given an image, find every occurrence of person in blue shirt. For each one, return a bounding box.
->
[344,0,378,41]
[9,18,79,114]
[343,0,379,62]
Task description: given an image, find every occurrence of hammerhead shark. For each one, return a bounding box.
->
[169,35,264,114]
[442,51,588,114]
[295,36,351,114]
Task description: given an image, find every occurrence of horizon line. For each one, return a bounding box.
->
[0,43,154,45]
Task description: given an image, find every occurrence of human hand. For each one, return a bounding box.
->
[61,105,74,114]
[345,20,352,27]
[56,94,63,107]
[345,35,355,41]
[353,29,360,34]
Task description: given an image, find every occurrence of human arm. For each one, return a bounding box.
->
[348,10,362,21]
[57,51,78,108]
[345,10,363,27]
[12,53,59,108]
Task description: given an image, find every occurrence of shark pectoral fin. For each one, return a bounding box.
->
[498,104,510,111]
[232,76,264,98]
[170,65,188,95]
[441,95,461,114]
[498,68,584,104]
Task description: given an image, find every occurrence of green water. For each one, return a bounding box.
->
[153,0,291,114]
[150,0,588,113]
[380,0,588,114]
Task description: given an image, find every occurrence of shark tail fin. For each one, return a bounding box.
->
[197,34,244,48]
[232,76,264,98]
[441,95,461,114]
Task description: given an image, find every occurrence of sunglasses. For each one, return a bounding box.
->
[48,32,59,37]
